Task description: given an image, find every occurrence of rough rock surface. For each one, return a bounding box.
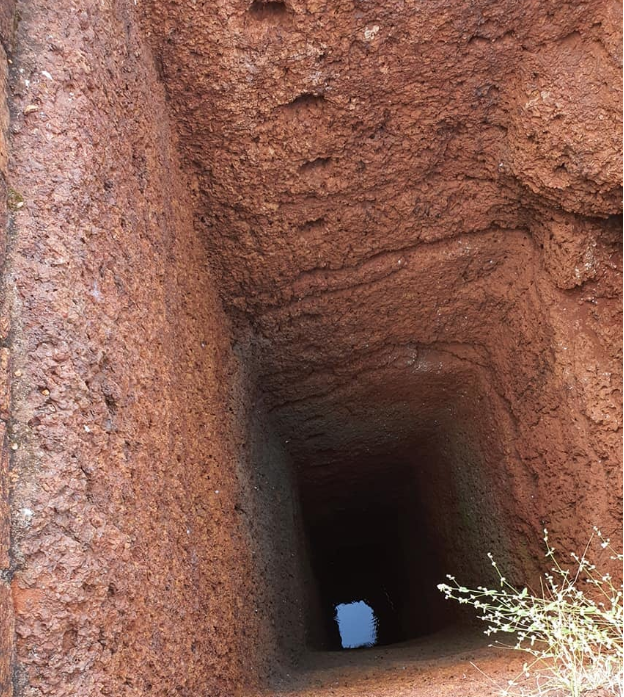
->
[1,0,622,695]
[5,1,306,695]
[140,0,622,581]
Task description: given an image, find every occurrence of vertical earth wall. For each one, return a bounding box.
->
[2,0,306,695]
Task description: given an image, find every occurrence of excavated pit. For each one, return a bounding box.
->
[0,0,622,696]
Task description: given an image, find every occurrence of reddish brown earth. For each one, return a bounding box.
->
[0,0,622,696]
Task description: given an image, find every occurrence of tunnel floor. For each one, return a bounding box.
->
[257,627,527,697]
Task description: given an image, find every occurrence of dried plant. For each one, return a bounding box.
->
[438,528,623,696]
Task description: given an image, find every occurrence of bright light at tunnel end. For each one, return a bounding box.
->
[335,601,378,649]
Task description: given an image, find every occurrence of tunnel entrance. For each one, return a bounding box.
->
[308,501,406,651]
[299,452,462,652]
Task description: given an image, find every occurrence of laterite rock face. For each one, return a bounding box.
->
[0,0,621,695]
[140,0,622,585]
[4,1,305,695]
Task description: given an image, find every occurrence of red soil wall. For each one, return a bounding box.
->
[3,1,305,695]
